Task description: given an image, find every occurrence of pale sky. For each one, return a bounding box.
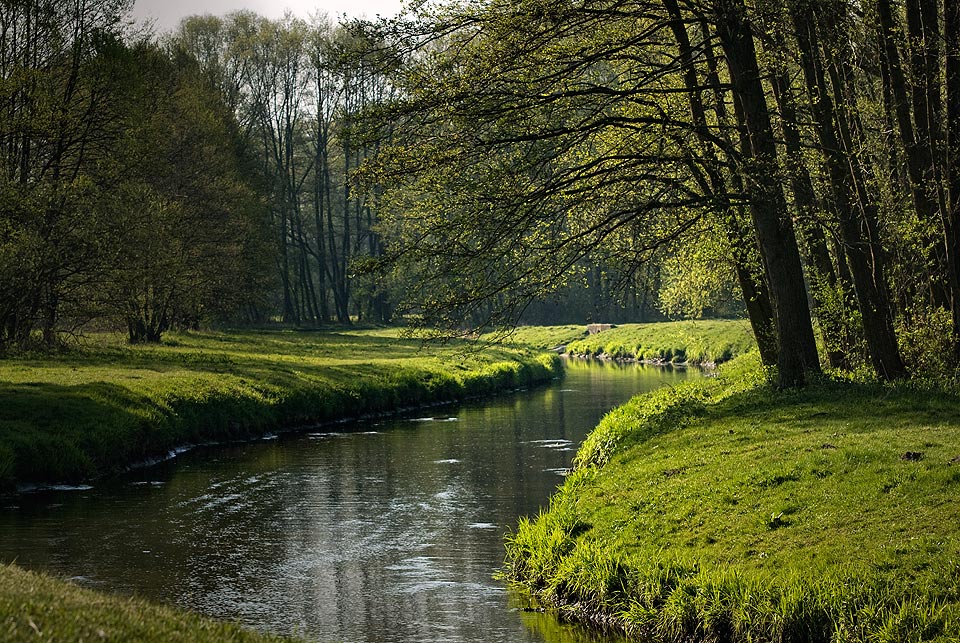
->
[132,0,407,34]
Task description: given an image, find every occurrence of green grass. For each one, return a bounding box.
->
[563,319,755,364]
[0,329,560,490]
[504,354,960,642]
[0,563,294,642]
[487,325,590,349]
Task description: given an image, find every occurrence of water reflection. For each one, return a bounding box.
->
[0,360,692,643]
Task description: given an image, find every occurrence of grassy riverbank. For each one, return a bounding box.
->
[564,319,755,364]
[492,319,755,364]
[504,355,960,642]
[0,563,294,642]
[0,329,559,491]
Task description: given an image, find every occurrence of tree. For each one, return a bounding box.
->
[0,0,131,348]
[368,0,825,385]
[104,43,270,343]
[173,13,400,327]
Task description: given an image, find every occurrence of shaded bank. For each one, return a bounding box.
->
[504,355,960,641]
[0,563,295,643]
[0,329,560,491]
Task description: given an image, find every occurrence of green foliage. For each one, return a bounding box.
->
[103,43,272,342]
[0,329,560,489]
[0,4,272,349]
[370,0,714,334]
[0,563,295,643]
[658,234,741,319]
[896,305,960,380]
[504,356,960,641]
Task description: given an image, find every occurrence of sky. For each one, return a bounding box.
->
[132,0,407,34]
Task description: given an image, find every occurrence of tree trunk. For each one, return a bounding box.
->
[791,5,907,380]
[666,0,778,366]
[767,52,850,370]
[947,0,960,345]
[714,0,821,387]
[878,0,950,308]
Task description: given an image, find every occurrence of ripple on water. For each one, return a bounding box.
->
[466,522,498,530]
[524,439,574,450]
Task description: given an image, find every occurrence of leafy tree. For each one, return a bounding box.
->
[367,0,822,385]
[173,12,399,327]
[103,44,271,343]
[0,0,131,348]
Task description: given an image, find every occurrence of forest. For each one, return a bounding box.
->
[2,0,959,388]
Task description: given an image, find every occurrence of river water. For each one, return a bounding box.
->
[0,359,693,643]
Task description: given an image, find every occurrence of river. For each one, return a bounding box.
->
[0,359,694,643]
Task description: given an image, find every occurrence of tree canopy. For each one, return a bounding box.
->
[2,0,960,387]
[364,0,960,387]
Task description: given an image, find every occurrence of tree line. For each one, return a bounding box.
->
[0,1,401,348]
[5,0,960,388]
[367,0,960,387]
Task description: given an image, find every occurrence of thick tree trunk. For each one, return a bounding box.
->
[666,0,778,366]
[947,0,960,344]
[714,0,821,387]
[791,5,907,380]
[767,53,850,370]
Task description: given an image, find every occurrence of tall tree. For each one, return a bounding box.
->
[105,44,269,343]
[0,0,131,348]
[945,0,960,347]
[790,0,906,380]
[711,0,821,386]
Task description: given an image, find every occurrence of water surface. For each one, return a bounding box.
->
[0,360,693,643]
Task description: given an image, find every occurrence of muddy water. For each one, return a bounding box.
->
[0,360,693,642]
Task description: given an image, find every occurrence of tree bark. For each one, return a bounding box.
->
[765,31,849,370]
[714,0,821,387]
[947,0,960,344]
[791,4,907,380]
[666,3,778,366]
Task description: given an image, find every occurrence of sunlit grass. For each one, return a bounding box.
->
[487,325,590,349]
[504,354,960,641]
[0,563,295,642]
[563,320,755,364]
[0,329,560,489]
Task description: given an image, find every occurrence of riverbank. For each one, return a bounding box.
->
[504,355,960,642]
[0,563,295,642]
[0,329,560,491]
[498,320,755,365]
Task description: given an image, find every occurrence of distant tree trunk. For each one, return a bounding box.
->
[714,0,821,387]
[314,119,330,323]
